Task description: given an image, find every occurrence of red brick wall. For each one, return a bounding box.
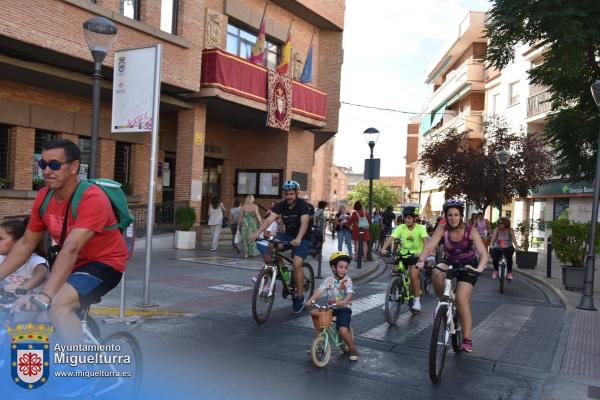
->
[8,127,35,191]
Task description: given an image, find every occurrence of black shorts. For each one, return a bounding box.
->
[442,258,479,286]
[333,307,352,330]
[398,254,419,268]
[66,262,122,307]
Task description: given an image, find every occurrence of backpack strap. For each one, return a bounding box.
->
[69,180,93,221]
[39,188,53,219]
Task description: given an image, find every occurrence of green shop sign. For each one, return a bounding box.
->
[530,180,594,197]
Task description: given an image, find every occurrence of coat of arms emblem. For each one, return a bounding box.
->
[8,323,53,390]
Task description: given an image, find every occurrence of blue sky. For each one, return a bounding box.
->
[334,0,491,176]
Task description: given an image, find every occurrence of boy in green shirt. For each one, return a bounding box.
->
[380,206,428,312]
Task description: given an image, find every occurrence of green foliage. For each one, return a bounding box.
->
[121,182,134,196]
[370,221,380,242]
[32,177,45,190]
[0,177,9,189]
[516,220,535,251]
[419,115,552,210]
[174,206,197,231]
[348,181,398,211]
[547,213,599,268]
[485,0,600,178]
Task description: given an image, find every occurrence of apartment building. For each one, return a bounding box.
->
[411,11,487,218]
[0,0,344,229]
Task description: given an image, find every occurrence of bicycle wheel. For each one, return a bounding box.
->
[429,305,449,383]
[94,331,143,399]
[301,263,315,299]
[252,269,276,323]
[384,276,403,325]
[499,261,506,294]
[451,309,462,353]
[421,271,432,294]
[310,334,331,368]
[85,315,102,341]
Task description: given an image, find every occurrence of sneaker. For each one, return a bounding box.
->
[210,248,217,251]
[293,296,305,313]
[461,338,473,353]
[492,270,498,279]
[507,272,513,281]
[411,297,421,313]
[349,349,359,361]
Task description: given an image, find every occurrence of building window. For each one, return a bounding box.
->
[160,0,178,34]
[120,0,140,21]
[0,126,8,184]
[78,137,91,180]
[33,131,56,179]
[235,169,282,197]
[114,142,131,185]
[491,93,500,114]
[508,81,520,106]
[226,23,281,70]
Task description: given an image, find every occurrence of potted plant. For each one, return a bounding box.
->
[0,177,9,189]
[515,219,538,268]
[549,214,599,291]
[174,206,197,249]
[32,177,45,190]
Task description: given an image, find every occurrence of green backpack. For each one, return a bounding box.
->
[39,178,134,232]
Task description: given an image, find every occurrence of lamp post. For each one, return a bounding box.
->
[418,172,426,205]
[363,127,380,262]
[578,80,600,311]
[496,148,510,218]
[83,17,117,179]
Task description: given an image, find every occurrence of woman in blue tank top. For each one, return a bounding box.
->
[416,198,489,353]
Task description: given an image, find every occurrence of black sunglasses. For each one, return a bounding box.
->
[37,159,69,171]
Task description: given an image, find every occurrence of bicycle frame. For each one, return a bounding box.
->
[437,266,459,336]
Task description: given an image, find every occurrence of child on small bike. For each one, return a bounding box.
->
[0,219,47,293]
[306,251,358,361]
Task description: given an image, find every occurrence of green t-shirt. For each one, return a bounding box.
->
[391,224,428,255]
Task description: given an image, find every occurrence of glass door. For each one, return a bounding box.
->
[201,158,223,223]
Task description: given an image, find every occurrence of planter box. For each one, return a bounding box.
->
[174,230,197,249]
[516,250,538,269]
[561,265,584,292]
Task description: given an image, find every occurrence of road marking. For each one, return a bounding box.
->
[90,306,192,317]
[362,308,434,343]
[177,256,264,271]
[208,284,253,292]
[286,293,386,329]
[471,303,534,360]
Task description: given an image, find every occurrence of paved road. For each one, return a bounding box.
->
[96,252,571,400]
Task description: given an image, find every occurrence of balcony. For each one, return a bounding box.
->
[197,49,327,128]
[527,89,552,119]
[428,111,484,140]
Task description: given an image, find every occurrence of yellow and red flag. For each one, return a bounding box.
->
[249,4,267,65]
[276,23,292,75]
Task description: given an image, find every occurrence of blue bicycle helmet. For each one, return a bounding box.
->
[442,198,465,215]
[281,180,300,191]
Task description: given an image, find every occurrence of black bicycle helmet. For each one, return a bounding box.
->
[402,206,419,218]
[442,198,465,215]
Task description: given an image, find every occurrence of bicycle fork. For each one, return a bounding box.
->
[259,265,278,297]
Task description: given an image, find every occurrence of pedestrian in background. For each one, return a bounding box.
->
[350,201,370,262]
[239,195,261,258]
[229,198,242,253]
[208,197,226,251]
[336,205,353,258]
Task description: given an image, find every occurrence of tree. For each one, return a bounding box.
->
[485,0,600,178]
[348,181,398,210]
[419,115,553,210]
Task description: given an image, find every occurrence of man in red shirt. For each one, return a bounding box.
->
[0,140,127,343]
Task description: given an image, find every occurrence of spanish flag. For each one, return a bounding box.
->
[276,24,292,75]
[249,4,267,65]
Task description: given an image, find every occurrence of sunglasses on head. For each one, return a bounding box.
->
[37,159,69,171]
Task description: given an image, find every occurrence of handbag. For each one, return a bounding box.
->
[222,217,229,228]
[234,231,241,244]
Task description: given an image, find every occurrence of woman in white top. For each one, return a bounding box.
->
[208,197,226,251]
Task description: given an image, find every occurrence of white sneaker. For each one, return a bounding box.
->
[411,297,421,313]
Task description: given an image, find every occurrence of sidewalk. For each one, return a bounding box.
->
[512,249,600,393]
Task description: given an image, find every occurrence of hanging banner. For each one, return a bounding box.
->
[111,46,161,133]
[266,70,292,131]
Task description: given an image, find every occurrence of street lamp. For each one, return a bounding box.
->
[496,148,510,217]
[578,80,600,311]
[363,127,380,262]
[83,16,117,179]
[418,172,426,205]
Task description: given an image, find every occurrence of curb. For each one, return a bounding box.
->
[351,259,384,282]
[90,305,194,318]
[513,268,571,310]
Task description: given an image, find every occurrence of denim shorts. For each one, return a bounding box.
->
[66,262,122,306]
[333,307,352,329]
[276,233,310,259]
[257,242,270,255]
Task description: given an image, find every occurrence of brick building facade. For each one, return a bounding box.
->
[0,0,345,231]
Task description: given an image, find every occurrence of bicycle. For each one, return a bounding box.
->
[309,303,353,368]
[420,256,435,295]
[252,238,315,323]
[429,265,481,383]
[0,288,142,399]
[383,253,415,325]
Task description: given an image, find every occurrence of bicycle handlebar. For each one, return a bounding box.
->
[310,301,337,309]
[432,265,482,276]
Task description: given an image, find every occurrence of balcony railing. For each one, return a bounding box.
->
[527,90,552,117]
[200,49,327,123]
